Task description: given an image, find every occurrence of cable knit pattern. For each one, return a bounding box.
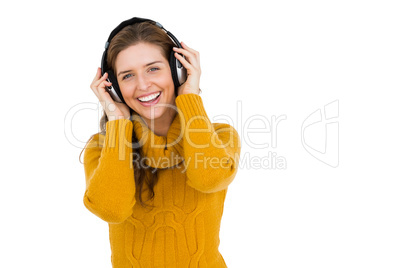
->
[83,93,241,267]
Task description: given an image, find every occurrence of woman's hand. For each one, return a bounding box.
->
[173,42,201,96]
[90,67,131,121]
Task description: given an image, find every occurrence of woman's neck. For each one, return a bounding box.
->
[141,109,177,137]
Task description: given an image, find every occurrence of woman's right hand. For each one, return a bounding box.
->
[90,67,131,121]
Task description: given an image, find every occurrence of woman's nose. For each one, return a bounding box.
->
[136,74,150,91]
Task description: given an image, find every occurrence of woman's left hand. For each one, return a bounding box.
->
[173,42,201,96]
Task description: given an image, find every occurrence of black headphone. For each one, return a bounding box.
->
[100,17,187,104]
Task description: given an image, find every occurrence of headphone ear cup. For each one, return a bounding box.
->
[169,50,181,94]
[106,70,126,104]
[169,50,188,96]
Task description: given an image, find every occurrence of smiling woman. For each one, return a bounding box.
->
[114,42,176,127]
[80,17,241,267]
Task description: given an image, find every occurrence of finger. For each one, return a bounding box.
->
[174,52,194,72]
[92,72,109,89]
[98,81,113,99]
[91,78,112,99]
[173,48,199,67]
[98,80,112,93]
[91,67,102,84]
[173,46,199,60]
[180,42,199,56]
[98,84,118,112]
[93,80,113,104]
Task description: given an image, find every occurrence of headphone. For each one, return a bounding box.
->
[100,17,187,104]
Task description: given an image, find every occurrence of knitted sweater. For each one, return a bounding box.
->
[83,93,241,267]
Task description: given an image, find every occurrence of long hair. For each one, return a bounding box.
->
[80,21,177,209]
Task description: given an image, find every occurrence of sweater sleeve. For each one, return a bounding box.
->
[82,119,136,224]
[175,93,241,193]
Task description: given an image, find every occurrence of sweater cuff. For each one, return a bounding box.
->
[175,93,210,127]
[104,119,133,155]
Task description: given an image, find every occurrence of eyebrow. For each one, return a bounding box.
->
[117,61,163,77]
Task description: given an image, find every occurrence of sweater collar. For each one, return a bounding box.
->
[132,112,185,169]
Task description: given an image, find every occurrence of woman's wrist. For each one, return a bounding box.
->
[107,115,130,121]
[179,88,201,96]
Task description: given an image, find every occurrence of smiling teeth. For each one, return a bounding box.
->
[138,92,160,102]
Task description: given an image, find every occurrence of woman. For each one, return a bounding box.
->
[81,17,241,267]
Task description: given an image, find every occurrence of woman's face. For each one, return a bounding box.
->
[115,42,175,121]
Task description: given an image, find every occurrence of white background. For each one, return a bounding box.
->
[1,0,401,267]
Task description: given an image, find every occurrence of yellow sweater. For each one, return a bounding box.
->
[83,93,241,267]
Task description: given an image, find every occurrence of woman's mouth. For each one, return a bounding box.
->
[137,91,161,107]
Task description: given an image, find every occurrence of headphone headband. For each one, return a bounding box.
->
[102,17,155,72]
[105,17,154,48]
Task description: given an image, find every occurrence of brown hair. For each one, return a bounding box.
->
[80,21,177,209]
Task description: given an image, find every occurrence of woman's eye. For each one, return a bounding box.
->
[122,68,158,80]
[123,74,133,80]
